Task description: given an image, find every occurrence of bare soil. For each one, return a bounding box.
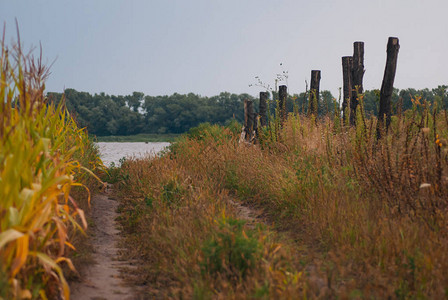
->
[70,187,136,300]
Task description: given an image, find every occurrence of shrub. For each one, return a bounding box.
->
[201,215,261,279]
[161,178,184,207]
[187,122,234,142]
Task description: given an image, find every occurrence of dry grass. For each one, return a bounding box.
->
[115,98,448,298]
[115,153,309,298]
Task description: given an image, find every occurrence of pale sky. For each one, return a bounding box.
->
[1,0,447,98]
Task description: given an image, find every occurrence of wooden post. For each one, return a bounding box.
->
[342,56,353,124]
[309,70,321,116]
[253,112,258,139]
[279,85,287,123]
[377,37,399,138]
[259,91,268,127]
[244,99,254,140]
[351,41,365,125]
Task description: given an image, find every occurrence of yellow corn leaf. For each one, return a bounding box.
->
[0,229,24,249]
[29,203,52,230]
[8,207,19,227]
[11,234,29,277]
[39,289,49,300]
[66,213,86,235]
[70,183,91,206]
[52,217,67,256]
[64,241,76,251]
[76,208,88,230]
[79,165,102,183]
[56,257,78,274]
[35,252,70,300]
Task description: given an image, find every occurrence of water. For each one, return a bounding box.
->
[96,142,170,167]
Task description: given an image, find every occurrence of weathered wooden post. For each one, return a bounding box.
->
[377,37,400,139]
[351,41,365,125]
[279,85,287,124]
[244,99,254,141]
[259,91,268,127]
[253,112,258,139]
[342,56,353,124]
[309,70,321,117]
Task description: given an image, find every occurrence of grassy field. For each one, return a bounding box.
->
[3,36,447,299]
[111,101,448,298]
[95,133,180,143]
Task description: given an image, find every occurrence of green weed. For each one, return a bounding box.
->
[161,179,184,207]
[201,215,261,279]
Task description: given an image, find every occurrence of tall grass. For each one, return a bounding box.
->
[116,92,448,298]
[0,37,102,299]
[115,126,309,298]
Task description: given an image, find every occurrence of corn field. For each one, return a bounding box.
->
[0,38,103,299]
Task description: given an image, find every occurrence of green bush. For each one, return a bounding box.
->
[201,216,261,279]
[187,122,231,141]
[104,157,129,184]
[225,119,242,137]
[168,122,236,157]
[187,122,214,140]
[161,179,184,207]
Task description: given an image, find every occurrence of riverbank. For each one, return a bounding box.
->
[95,133,180,143]
[111,116,448,298]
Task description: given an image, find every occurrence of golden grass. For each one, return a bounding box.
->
[116,100,448,298]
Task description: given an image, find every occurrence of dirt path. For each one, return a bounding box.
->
[70,187,135,300]
[227,197,261,227]
[228,196,329,294]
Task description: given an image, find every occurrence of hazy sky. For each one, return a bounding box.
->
[1,0,447,98]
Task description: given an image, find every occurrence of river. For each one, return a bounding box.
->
[96,142,171,167]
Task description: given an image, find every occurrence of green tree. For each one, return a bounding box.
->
[126,92,144,112]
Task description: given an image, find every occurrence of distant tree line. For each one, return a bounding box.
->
[47,89,254,136]
[47,86,447,136]
[361,86,448,116]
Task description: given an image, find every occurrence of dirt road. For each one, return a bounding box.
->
[70,188,135,300]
